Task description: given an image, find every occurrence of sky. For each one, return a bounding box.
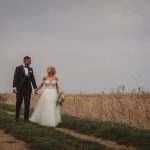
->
[0,0,150,93]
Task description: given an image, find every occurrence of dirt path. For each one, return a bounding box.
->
[55,128,137,150]
[0,129,30,150]
[0,109,30,150]
[0,109,15,115]
[0,109,137,150]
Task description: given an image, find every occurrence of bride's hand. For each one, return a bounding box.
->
[34,89,38,95]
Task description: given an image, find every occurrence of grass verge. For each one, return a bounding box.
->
[0,103,150,150]
[0,110,112,150]
[58,115,150,150]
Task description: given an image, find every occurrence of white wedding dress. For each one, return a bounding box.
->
[30,80,62,127]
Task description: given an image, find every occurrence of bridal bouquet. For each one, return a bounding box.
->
[56,91,65,106]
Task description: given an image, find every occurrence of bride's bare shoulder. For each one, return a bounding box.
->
[54,76,58,81]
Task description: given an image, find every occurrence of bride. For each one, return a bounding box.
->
[30,66,62,126]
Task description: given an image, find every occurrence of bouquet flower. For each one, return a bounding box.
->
[56,91,65,106]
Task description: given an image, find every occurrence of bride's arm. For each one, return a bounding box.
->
[36,77,46,92]
[56,77,60,95]
[36,82,44,91]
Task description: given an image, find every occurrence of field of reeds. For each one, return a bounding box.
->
[0,91,150,129]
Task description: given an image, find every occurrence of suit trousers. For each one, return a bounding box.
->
[16,77,31,121]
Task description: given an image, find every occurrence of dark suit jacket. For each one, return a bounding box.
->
[13,65,37,93]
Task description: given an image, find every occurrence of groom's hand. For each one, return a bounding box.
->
[34,89,38,95]
[13,88,17,93]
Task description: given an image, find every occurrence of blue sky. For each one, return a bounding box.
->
[0,0,150,93]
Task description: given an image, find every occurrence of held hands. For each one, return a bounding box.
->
[34,83,43,95]
[34,89,38,95]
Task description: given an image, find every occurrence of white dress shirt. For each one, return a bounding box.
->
[23,64,29,76]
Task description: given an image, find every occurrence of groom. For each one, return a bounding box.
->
[13,56,37,122]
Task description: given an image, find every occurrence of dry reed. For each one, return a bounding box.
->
[0,92,150,129]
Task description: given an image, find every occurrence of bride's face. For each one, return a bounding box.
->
[47,68,52,75]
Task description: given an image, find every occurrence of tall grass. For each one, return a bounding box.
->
[0,91,150,129]
[61,92,150,129]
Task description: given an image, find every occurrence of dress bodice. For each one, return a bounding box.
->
[44,80,57,89]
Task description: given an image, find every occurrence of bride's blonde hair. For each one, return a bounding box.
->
[47,66,56,75]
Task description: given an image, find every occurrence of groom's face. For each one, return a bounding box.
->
[24,58,31,66]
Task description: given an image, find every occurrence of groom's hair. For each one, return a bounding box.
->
[24,56,31,61]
